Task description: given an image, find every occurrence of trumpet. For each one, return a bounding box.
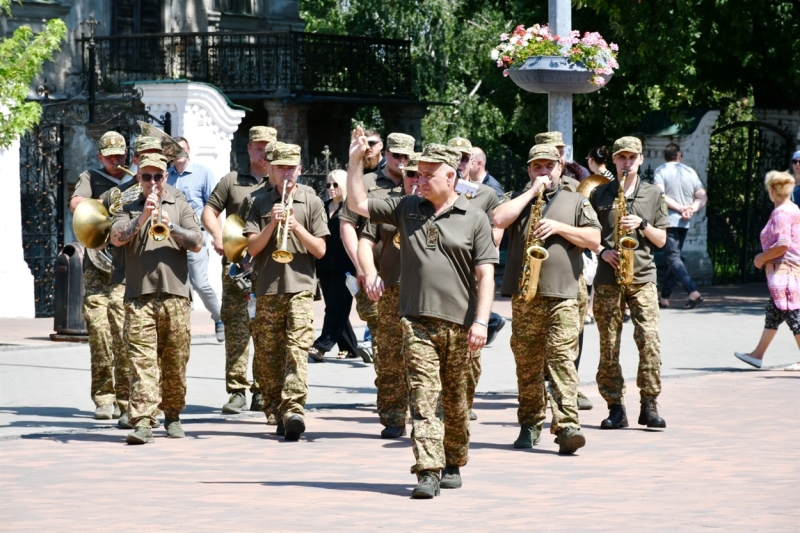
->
[148,186,170,242]
[114,164,136,178]
[272,180,296,263]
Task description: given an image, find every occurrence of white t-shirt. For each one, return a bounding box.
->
[653,161,703,228]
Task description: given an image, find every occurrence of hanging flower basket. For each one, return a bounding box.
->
[492,24,618,94]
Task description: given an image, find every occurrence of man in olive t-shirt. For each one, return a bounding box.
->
[110,154,204,445]
[589,136,669,431]
[243,144,329,442]
[493,144,601,454]
[347,132,497,499]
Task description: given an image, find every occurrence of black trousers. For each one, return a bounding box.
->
[313,269,359,354]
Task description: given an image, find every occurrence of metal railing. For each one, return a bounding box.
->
[81,31,413,99]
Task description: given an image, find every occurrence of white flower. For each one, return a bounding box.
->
[490,49,500,60]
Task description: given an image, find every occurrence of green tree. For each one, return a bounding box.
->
[0,0,67,148]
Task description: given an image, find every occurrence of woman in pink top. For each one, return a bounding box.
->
[735,171,800,370]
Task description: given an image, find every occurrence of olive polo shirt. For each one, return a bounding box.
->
[243,186,330,296]
[361,189,404,288]
[367,194,498,327]
[561,175,581,193]
[206,164,266,222]
[501,184,601,299]
[460,182,500,220]
[113,190,201,300]
[590,179,670,285]
[340,168,402,231]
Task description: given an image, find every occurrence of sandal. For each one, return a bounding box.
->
[336,350,348,359]
[683,296,704,309]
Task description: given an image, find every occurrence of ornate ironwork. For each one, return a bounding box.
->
[300,145,342,197]
[80,31,413,99]
[707,121,793,284]
[20,124,64,317]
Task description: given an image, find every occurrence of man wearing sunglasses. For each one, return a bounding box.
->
[110,153,203,444]
[340,132,416,364]
[70,131,133,421]
[203,126,277,415]
[357,154,420,439]
[363,130,386,174]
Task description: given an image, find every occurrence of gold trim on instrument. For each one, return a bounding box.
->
[272,181,296,263]
[519,186,549,302]
[222,214,248,263]
[148,187,170,242]
[614,171,638,285]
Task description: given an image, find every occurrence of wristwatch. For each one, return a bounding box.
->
[639,218,648,230]
[168,222,175,231]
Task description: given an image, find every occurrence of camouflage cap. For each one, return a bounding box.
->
[418,143,461,169]
[271,143,302,166]
[137,153,167,172]
[99,131,126,156]
[263,141,277,162]
[249,126,278,143]
[132,135,163,154]
[404,152,422,173]
[612,136,643,156]
[447,137,473,154]
[534,131,565,147]
[527,144,561,163]
[386,133,416,156]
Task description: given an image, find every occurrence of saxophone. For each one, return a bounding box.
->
[518,187,549,302]
[614,171,638,285]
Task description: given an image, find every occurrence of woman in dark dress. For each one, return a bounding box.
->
[308,170,362,362]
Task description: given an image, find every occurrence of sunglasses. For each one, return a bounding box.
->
[460,154,471,164]
[367,140,381,147]
[140,173,164,182]
[793,160,800,164]
[389,152,409,160]
[326,182,340,188]
[405,171,418,178]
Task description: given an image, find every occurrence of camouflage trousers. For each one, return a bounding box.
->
[220,265,260,394]
[511,295,581,434]
[375,286,409,427]
[125,295,191,428]
[594,282,662,405]
[251,291,314,422]
[402,316,471,473]
[107,283,131,413]
[578,273,588,330]
[83,261,115,408]
[356,289,380,359]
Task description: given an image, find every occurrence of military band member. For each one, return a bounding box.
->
[202,126,277,414]
[339,132,415,363]
[243,144,329,441]
[347,132,497,499]
[357,154,420,438]
[105,135,171,429]
[70,131,132,420]
[110,154,203,444]
[493,144,601,453]
[589,136,669,429]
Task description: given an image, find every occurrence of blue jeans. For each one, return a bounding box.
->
[661,227,697,299]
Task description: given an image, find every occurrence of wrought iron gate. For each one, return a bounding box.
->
[707,121,793,284]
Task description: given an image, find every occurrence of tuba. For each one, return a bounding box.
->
[614,171,638,285]
[576,173,610,199]
[148,186,170,242]
[222,214,248,263]
[73,170,142,251]
[271,181,296,263]
[518,186,549,302]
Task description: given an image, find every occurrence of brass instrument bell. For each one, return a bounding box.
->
[222,214,249,263]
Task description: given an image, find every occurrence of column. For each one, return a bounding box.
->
[548,0,573,161]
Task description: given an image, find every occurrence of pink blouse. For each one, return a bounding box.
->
[760,203,800,310]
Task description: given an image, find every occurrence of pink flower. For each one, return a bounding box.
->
[500,33,509,42]
[503,69,509,77]
[610,43,619,52]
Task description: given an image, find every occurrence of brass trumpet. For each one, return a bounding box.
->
[114,164,136,178]
[272,181,296,263]
[148,186,170,242]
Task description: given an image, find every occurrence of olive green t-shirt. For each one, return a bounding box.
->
[561,175,581,193]
[460,181,500,221]
[340,168,402,231]
[501,184,601,299]
[590,179,670,285]
[113,190,201,299]
[368,194,498,326]
[361,189,404,288]
[242,186,330,296]
[206,164,266,222]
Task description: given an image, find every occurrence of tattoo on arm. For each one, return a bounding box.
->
[170,226,203,250]
[112,217,141,245]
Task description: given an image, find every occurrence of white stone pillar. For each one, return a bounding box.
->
[548,0,573,161]
[1,137,36,318]
[137,81,246,299]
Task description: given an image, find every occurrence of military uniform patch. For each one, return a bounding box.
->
[194,212,201,226]
[660,193,668,216]
[426,225,439,249]
[582,199,598,221]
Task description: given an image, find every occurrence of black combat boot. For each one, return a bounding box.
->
[638,398,666,428]
[600,403,628,429]
[284,414,306,441]
[380,425,407,439]
[411,470,441,499]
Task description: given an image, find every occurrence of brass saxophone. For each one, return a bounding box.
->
[518,187,549,302]
[614,171,638,285]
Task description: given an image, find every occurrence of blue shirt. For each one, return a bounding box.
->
[482,172,504,200]
[167,160,216,222]
[793,185,800,206]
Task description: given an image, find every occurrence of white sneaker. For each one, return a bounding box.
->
[784,362,800,371]
[734,351,763,369]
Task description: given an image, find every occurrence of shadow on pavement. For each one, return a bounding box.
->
[20,431,124,443]
[673,367,756,372]
[0,406,94,418]
[317,416,377,424]
[203,480,414,497]
[757,375,800,379]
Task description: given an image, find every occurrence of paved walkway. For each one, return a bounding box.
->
[1,283,798,530]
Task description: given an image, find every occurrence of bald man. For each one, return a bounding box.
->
[468,147,504,200]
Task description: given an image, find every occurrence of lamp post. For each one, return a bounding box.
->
[548,0,573,161]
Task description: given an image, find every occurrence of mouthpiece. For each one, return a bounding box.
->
[398,163,405,170]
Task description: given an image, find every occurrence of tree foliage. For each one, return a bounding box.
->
[0,0,67,148]
[300,0,800,189]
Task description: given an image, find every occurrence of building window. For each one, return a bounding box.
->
[112,0,163,35]
[214,0,253,14]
